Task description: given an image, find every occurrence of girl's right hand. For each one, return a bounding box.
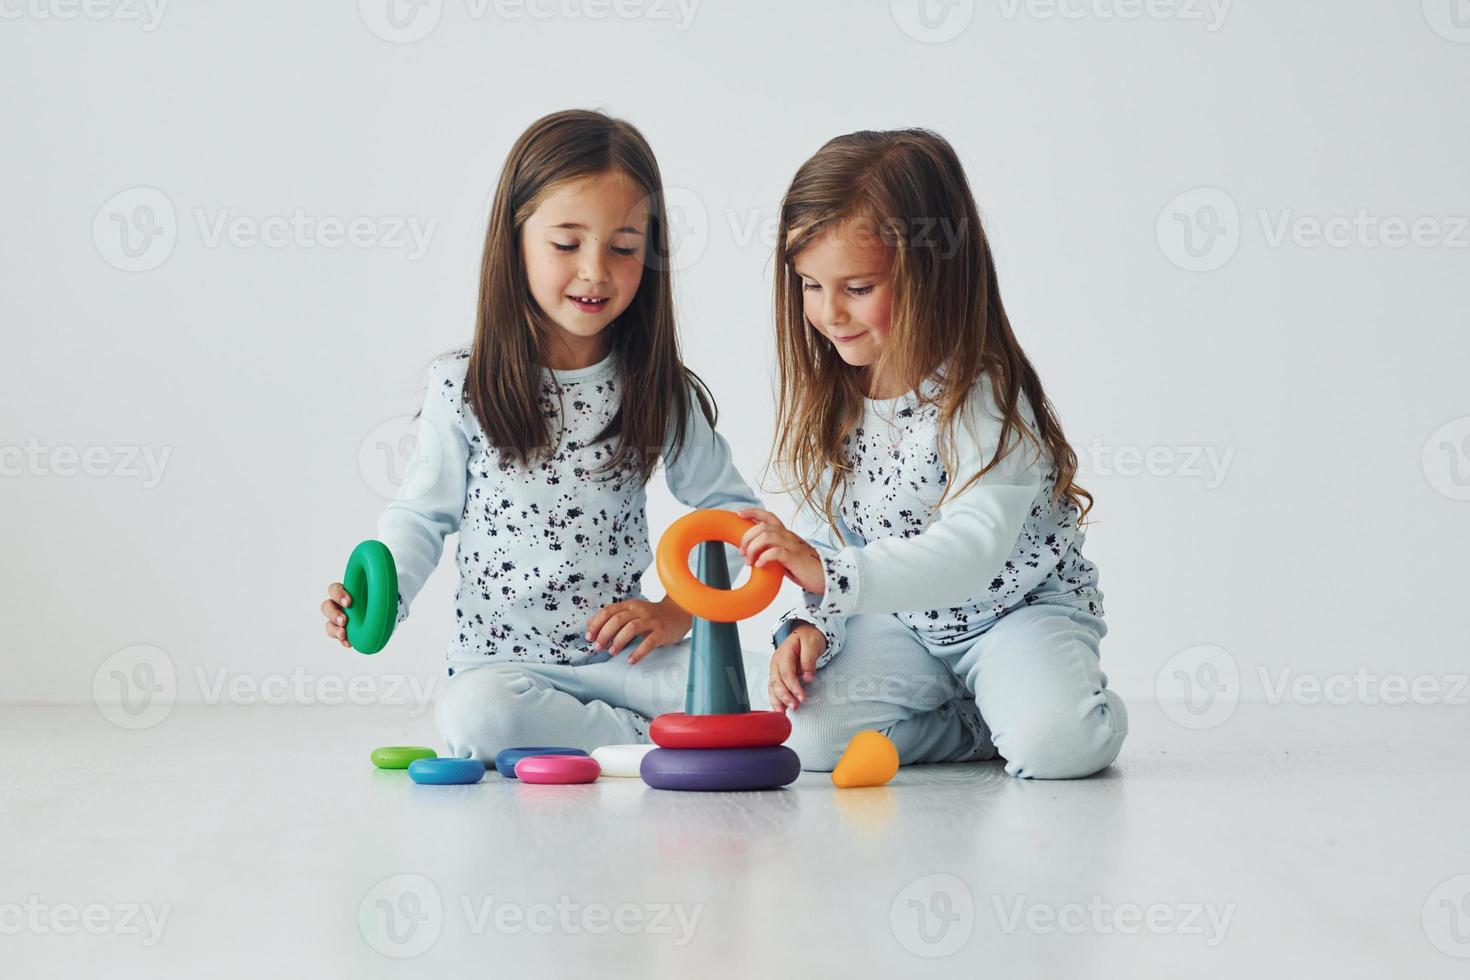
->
[768,623,827,711]
[736,508,826,595]
[321,582,353,648]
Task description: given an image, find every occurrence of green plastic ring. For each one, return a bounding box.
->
[371,746,437,769]
[343,540,397,655]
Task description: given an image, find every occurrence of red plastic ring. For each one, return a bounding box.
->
[650,711,792,749]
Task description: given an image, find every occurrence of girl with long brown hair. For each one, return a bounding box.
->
[737,129,1128,779]
[321,110,764,757]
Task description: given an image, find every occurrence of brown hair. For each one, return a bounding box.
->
[771,129,1092,530]
[464,108,714,482]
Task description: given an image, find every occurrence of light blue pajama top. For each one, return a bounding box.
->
[775,373,1103,668]
[376,346,761,673]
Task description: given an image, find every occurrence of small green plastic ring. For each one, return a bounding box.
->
[371,746,437,770]
[343,540,397,655]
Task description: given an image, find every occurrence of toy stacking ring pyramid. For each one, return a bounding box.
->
[643,510,801,791]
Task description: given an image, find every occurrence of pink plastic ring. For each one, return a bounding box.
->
[514,754,602,784]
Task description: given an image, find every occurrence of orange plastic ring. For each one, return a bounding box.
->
[656,510,782,622]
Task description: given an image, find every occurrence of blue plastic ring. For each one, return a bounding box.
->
[407,758,485,785]
[494,746,588,779]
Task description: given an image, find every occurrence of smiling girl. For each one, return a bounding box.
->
[737,129,1128,779]
[321,110,763,757]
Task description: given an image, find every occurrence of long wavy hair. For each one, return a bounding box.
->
[465,108,714,482]
[771,129,1092,530]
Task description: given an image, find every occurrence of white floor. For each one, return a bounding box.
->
[3,702,1469,978]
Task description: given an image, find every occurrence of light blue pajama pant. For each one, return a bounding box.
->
[435,639,770,761]
[435,602,1126,780]
[783,602,1128,779]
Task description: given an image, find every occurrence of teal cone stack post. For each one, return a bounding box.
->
[686,542,751,715]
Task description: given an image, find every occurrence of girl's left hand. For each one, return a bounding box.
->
[736,508,826,595]
[586,597,693,664]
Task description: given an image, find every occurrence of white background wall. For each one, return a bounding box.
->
[3,0,1467,713]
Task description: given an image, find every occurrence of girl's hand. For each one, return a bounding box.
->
[736,508,826,595]
[321,582,352,648]
[586,596,693,665]
[769,623,826,711]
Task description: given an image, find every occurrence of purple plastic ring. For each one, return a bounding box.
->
[639,746,800,791]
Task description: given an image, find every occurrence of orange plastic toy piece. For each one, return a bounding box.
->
[656,510,783,623]
[831,730,899,788]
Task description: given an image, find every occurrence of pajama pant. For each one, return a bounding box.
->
[436,601,1126,780]
[435,639,769,760]
[784,601,1128,779]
